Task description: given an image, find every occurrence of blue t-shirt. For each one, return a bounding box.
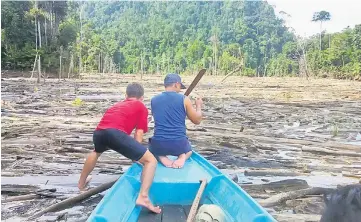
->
[151,91,187,140]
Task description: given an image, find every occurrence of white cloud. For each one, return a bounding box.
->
[267,0,361,37]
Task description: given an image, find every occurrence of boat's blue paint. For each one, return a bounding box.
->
[87,151,277,222]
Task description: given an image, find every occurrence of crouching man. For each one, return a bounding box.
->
[78,83,161,214]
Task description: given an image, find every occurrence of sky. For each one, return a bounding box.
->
[267,0,361,37]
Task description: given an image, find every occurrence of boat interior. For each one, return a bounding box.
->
[87,153,275,222]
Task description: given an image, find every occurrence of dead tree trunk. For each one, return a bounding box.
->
[36,1,41,84]
[68,54,74,79]
[31,53,38,78]
[78,3,83,77]
[59,46,63,79]
[220,62,243,83]
[44,16,48,46]
[98,53,101,73]
[31,4,38,79]
[50,9,53,38]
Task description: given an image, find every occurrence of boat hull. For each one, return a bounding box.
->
[87,151,276,222]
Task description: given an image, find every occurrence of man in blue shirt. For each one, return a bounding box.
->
[150,73,203,168]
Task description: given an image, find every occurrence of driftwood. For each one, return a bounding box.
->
[301,146,361,157]
[244,169,306,177]
[274,213,321,222]
[1,184,39,195]
[258,187,334,207]
[220,64,243,83]
[56,147,89,154]
[342,172,361,180]
[204,125,245,133]
[98,159,132,165]
[30,179,117,219]
[186,127,208,132]
[242,179,310,194]
[2,188,57,203]
[189,131,361,152]
[3,194,39,203]
[2,191,57,203]
[9,158,26,169]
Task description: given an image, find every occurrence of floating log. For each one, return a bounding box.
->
[244,169,306,177]
[1,184,39,195]
[273,213,321,222]
[258,187,334,207]
[2,194,39,203]
[342,172,361,180]
[56,147,89,154]
[97,159,132,165]
[242,179,309,194]
[30,179,117,219]
[301,146,361,157]
[189,131,361,152]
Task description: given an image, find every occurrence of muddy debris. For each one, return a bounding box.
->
[1,74,361,221]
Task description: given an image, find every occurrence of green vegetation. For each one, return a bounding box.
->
[72,98,84,107]
[1,1,360,79]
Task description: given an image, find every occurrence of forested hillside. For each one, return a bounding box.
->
[1,1,360,79]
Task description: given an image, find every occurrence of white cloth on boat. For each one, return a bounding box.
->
[195,204,226,222]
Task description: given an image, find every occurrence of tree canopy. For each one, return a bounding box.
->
[1,1,360,79]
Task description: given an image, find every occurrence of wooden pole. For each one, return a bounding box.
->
[186,179,207,222]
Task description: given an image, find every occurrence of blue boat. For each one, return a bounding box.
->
[87,151,276,222]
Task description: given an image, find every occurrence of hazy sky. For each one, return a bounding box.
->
[267,0,361,37]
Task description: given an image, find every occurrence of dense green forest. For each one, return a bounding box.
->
[1,1,360,79]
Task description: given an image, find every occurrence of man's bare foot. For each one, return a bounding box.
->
[78,176,92,191]
[136,194,162,214]
[172,155,186,169]
[158,156,173,168]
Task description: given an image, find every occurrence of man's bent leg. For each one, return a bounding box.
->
[78,151,101,190]
[105,130,160,213]
[136,150,161,214]
[172,151,192,169]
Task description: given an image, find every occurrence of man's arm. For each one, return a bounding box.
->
[134,129,144,143]
[184,96,202,125]
[134,105,149,143]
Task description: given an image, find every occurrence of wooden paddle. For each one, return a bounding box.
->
[187,179,208,222]
[184,69,207,96]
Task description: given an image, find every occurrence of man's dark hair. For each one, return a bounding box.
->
[321,184,361,222]
[126,83,144,98]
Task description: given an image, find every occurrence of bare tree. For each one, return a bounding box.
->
[59,46,63,79]
[210,33,219,76]
[312,11,331,50]
[36,1,42,83]
[79,2,83,76]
